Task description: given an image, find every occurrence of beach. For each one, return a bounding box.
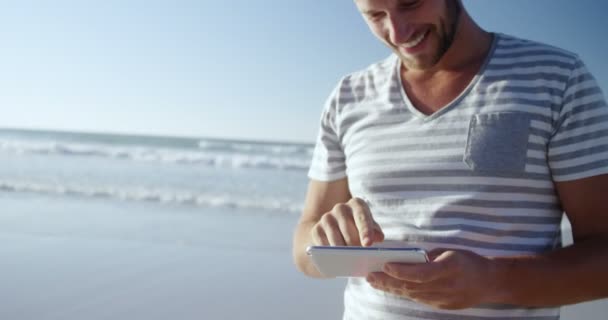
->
[0,193,346,320]
[1,193,606,320]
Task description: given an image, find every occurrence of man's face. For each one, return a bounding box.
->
[354,0,461,70]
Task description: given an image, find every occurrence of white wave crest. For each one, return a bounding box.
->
[0,180,303,213]
[0,140,310,171]
[197,140,314,156]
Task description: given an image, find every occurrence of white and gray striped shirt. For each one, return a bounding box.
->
[308,33,608,319]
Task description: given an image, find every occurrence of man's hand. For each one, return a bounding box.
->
[311,197,384,247]
[366,249,499,310]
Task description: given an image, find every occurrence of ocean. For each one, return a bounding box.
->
[0,128,314,215]
[0,128,353,320]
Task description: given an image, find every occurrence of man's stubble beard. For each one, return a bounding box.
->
[399,0,462,70]
[438,0,461,61]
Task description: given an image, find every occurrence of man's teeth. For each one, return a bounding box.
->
[402,31,427,48]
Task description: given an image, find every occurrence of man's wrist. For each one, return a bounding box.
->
[484,257,515,305]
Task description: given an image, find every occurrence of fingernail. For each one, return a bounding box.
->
[363,236,371,246]
[384,264,392,273]
[367,275,375,283]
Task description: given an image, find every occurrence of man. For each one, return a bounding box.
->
[292,0,608,319]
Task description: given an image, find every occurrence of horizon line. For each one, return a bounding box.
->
[0,126,316,146]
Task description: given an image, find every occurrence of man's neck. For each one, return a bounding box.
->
[398,11,494,115]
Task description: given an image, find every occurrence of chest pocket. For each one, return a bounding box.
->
[464,112,532,175]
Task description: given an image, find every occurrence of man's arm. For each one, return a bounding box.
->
[366,174,608,309]
[489,174,608,306]
[292,178,352,278]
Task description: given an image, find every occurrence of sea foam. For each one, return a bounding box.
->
[0,139,311,171]
[0,180,303,213]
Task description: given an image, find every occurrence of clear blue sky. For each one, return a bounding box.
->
[1,0,606,143]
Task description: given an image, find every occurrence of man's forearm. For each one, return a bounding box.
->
[489,236,608,307]
[292,220,329,279]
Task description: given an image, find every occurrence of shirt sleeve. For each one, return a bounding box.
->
[548,56,608,181]
[307,80,347,182]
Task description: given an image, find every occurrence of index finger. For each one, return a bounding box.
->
[349,197,375,246]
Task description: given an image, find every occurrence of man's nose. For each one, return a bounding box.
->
[387,15,414,45]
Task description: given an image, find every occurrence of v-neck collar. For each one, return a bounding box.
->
[394,32,499,122]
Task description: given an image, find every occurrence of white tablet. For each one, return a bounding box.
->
[306,246,429,278]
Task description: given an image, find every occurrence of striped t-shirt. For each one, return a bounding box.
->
[308,33,608,319]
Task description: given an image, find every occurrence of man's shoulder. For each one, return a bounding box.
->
[322,56,396,116]
[495,33,579,61]
[339,54,397,89]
